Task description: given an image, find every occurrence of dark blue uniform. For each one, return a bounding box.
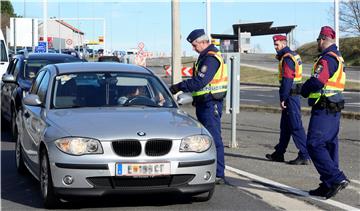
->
[175,44,225,179]
[275,47,309,160]
[301,44,347,189]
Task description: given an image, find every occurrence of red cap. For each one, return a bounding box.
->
[319,26,336,39]
[273,35,287,41]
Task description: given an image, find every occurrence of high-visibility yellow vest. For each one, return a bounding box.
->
[192,51,228,97]
[309,51,346,104]
[278,52,303,84]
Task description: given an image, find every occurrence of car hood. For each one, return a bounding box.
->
[46,107,205,140]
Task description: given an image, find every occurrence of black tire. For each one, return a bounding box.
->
[192,187,215,202]
[10,108,18,141]
[40,149,61,209]
[15,132,27,174]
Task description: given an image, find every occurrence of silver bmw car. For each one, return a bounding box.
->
[15,62,216,208]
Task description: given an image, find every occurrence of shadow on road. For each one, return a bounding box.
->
[225,152,269,162]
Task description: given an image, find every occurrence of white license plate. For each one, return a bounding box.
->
[116,162,171,176]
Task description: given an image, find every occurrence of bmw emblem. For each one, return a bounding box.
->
[137,131,146,136]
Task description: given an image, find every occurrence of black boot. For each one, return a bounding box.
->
[325,179,350,199]
[288,156,311,165]
[265,152,284,162]
[309,183,329,197]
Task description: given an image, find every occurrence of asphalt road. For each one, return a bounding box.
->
[1,108,359,210]
[0,126,274,211]
[240,84,360,113]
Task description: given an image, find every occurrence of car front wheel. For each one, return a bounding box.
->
[40,149,60,209]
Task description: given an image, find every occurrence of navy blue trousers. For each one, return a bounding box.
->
[196,100,225,178]
[307,109,346,187]
[275,96,309,159]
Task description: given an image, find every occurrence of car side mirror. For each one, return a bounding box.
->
[2,74,16,83]
[23,94,42,106]
[177,93,193,105]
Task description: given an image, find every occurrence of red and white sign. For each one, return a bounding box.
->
[164,66,193,77]
[66,39,73,45]
[135,42,146,66]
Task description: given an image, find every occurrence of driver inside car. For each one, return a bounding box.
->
[117,86,141,105]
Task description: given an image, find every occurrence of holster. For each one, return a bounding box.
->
[313,96,345,113]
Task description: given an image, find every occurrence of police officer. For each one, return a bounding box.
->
[301,26,349,199]
[265,35,311,165]
[170,29,228,184]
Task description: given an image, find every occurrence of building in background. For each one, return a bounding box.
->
[38,19,85,50]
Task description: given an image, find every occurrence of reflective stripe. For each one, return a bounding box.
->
[278,52,303,84]
[192,50,228,97]
[309,51,346,102]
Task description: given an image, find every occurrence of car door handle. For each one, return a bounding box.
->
[24,112,30,119]
[0,62,4,65]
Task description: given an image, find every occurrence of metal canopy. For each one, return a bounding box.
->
[211,21,296,39]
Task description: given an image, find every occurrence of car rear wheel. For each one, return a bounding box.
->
[40,149,60,209]
[15,132,27,174]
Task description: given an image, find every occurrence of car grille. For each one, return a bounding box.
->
[112,140,141,157]
[145,140,172,156]
[87,175,195,188]
[112,139,172,157]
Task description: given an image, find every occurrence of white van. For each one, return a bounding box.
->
[0,30,9,76]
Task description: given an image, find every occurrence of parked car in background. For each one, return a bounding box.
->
[98,55,120,62]
[0,31,9,76]
[16,62,216,208]
[1,53,83,140]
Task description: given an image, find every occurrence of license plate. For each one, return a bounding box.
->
[116,162,171,176]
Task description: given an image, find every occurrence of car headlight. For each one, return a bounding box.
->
[55,137,103,155]
[180,135,212,152]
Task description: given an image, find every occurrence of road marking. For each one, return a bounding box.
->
[350,179,360,185]
[345,103,360,108]
[226,165,359,211]
[226,171,323,211]
[241,99,262,102]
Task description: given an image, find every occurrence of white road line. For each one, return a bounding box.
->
[241,99,262,102]
[350,179,360,185]
[226,165,359,211]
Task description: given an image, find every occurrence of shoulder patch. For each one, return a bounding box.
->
[313,64,323,78]
[200,65,208,73]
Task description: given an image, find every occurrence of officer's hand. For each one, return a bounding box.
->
[169,84,180,94]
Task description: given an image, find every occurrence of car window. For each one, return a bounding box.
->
[23,57,81,80]
[1,40,8,62]
[52,72,175,109]
[13,58,22,78]
[30,70,46,94]
[6,59,17,74]
[36,71,50,103]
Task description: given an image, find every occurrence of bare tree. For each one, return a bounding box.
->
[339,0,360,35]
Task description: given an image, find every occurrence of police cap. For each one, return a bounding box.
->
[319,26,336,39]
[273,35,287,41]
[187,29,205,43]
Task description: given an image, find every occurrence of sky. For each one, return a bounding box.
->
[10,0,338,56]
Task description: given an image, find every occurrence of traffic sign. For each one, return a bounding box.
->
[34,45,46,53]
[66,39,73,45]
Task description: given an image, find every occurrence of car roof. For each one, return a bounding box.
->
[52,62,153,75]
[14,53,82,60]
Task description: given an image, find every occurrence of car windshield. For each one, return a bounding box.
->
[52,72,176,109]
[24,58,81,80]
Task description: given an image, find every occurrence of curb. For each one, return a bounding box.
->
[240,104,360,120]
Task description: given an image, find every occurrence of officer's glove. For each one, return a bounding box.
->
[169,84,180,94]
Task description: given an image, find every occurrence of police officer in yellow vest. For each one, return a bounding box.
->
[301,26,349,199]
[170,29,228,184]
[265,35,310,165]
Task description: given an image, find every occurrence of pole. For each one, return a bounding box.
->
[206,0,211,37]
[334,0,340,47]
[171,0,182,85]
[230,56,238,148]
[43,0,48,52]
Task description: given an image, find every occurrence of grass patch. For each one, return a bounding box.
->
[297,37,360,66]
[240,66,360,91]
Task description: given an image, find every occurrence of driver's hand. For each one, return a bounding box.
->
[118,96,128,105]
